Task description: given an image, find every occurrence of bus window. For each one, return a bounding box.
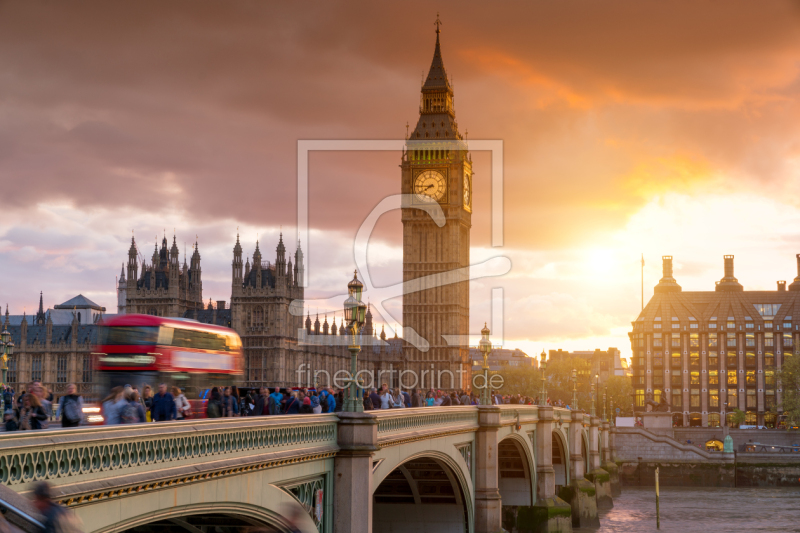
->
[99,326,158,346]
[225,334,241,352]
[172,328,228,352]
[158,326,174,346]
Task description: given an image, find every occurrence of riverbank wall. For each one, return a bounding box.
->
[613,427,800,488]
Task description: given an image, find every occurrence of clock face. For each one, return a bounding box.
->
[414,170,446,202]
[463,171,471,211]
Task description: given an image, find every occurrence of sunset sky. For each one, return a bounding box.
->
[1,1,800,361]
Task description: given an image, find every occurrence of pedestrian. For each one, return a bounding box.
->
[325,388,337,413]
[142,385,154,421]
[460,390,470,406]
[334,389,344,412]
[402,389,411,408]
[2,386,13,410]
[392,388,405,408]
[120,390,146,424]
[363,391,373,411]
[4,409,18,432]
[33,481,84,533]
[269,387,283,415]
[369,387,381,410]
[254,387,268,416]
[411,388,422,408]
[425,391,435,407]
[56,384,83,428]
[172,387,191,420]
[19,394,48,430]
[222,387,238,417]
[300,396,313,414]
[206,387,222,418]
[101,387,125,425]
[150,383,177,422]
[310,393,322,414]
[283,391,300,414]
[242,392,255,416]
[380,388,393,409]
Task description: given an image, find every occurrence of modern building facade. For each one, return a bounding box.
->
[630,254,800,428]
[401,24,472,390]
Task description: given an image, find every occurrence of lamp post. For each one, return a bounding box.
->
[539,351,547,406]
[478,323,492,406]
[343,271,367,413]
[603,386,607,422]
[0,327,13,412]
[572,368,578,410]
[590,377,596,417]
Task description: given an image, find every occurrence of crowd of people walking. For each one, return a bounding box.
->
[0,381,575,431]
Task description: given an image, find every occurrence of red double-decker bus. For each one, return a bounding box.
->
[92,314,243,421]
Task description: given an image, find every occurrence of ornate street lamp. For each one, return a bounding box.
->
[572,368,578,410]
[0,326,13,412]
[478,323,492,406]
[590,376,596,417]
[343,271,367,413]
[603,386,607,422]
[539,351,547,406]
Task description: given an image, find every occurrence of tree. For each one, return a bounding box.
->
[778,353,800,428]
[730,408,746,429]
[603,375,635,417]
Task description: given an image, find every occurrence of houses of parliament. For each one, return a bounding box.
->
[2,23,474,393]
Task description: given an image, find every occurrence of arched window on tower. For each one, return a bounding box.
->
[253,307,264,328]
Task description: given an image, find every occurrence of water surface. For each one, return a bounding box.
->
[575,487,800,532]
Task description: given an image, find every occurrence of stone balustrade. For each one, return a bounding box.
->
[374,406,479,446]
[0,415,339,503]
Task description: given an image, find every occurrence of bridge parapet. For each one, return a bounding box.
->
[374,406,478,446]
[0,415,338,507]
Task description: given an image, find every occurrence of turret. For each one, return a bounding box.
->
[117,264,127,314]
[364,305,374,336]
[170,235,179,265]
[653,256,682,294]
[305,312,312,334]
[36,291,46,325]
[322,315,329,335]
[330,317,337,336]
[127,237,138,283]
[232,233,243,287]
[715,255,743,292]
[314,314,320,335]
[276,233,286,277]
[294,242,304,287]
[380,325,386,341]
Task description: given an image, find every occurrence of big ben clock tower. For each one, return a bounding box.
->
[401,18,472,390]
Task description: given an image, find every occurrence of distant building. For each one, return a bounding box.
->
[3,293,105,397]
[630,254,800,429]
[470,347,535,372]
[548,347,625,384]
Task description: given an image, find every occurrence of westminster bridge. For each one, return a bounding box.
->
[0,406,618,533]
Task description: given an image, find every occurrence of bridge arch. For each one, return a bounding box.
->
[78,480,317,533]
[552,428,569,493]
[498,433,536,508]
[372,450,473,533]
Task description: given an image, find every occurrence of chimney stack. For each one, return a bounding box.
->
[716,254,743,292]
[778,281,786,292]
[663,256,673,279]
[724,255,734,279]
[654,255,681,293]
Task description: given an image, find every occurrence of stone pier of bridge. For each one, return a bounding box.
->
[0,405,615,533]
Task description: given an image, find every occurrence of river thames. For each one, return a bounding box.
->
[575,487,800,532]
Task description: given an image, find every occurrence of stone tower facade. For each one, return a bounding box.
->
[124,235,204,317]
[401,24,472,390]
[230,233,307,384]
